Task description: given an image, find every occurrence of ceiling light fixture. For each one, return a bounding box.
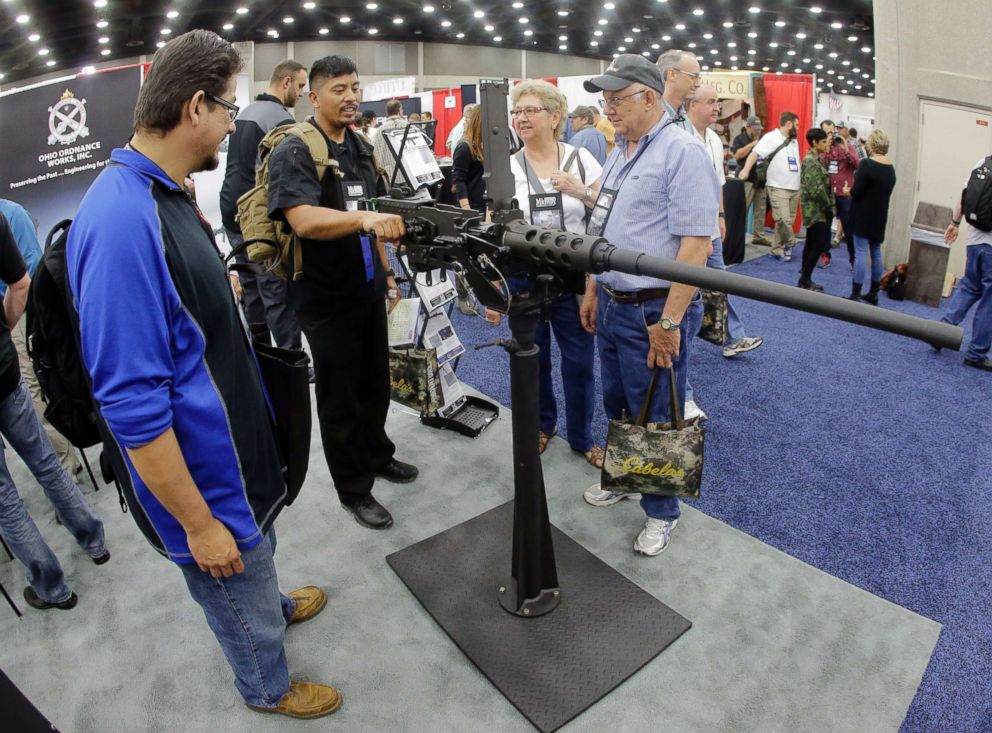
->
[223,23,234,30]
[236,7,248,14]
[319,27,329,34]
[748,6,760,13]
[16,13,29,23]
[167,10,179,19]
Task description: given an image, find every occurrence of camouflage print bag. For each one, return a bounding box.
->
[601,367,705,498]
[698,289,729,346]
[389,348,442,415]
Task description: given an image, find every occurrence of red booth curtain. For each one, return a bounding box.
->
[761,73,815,233]
[432,88,462,156]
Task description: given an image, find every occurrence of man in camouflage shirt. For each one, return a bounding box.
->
[798,127,834,292]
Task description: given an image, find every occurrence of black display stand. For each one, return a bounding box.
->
[386,78,693,733]
[388,305,691,731]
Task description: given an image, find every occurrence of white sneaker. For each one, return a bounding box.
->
[723,336,764,358]
[683,399,706,421]
[583,482,638,507]
[634,517,679,556]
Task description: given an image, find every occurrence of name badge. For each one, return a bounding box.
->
[587,188,617,237]
[828,161,839,176]
[787,156,799,172]
[342,180,368,212]
[529,192,565,232]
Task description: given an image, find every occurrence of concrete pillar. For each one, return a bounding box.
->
[873,0,992,264]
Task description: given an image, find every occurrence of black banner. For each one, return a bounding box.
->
[0,67,141,241]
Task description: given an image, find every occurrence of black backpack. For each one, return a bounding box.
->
[962,156,992,232]
[25,219,102,448]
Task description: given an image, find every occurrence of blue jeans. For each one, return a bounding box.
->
[180,529,296,708]
[942,243,992,361]
[508,287,597,452]
[0,380,105,603]
[596,285,699,520]
[853,235,884,285]
[535,294,596,451]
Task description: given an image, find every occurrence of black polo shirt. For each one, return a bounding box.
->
[267,122,387,315]
[0,213,27,400]
[731,130,755,155]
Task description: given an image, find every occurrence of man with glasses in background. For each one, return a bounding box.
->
[576,55,719,558]
[657,49,701,133]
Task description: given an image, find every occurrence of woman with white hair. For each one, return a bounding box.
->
[495,79,605,468]
[848,128,896,304]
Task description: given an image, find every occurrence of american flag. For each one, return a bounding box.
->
[828,90,843,112]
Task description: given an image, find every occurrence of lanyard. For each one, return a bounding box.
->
[599,118,676,200]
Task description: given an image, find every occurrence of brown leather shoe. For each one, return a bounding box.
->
[247,681,342,719]
[287,586,327,626]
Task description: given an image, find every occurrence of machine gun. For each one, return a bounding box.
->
[379,79,962,618]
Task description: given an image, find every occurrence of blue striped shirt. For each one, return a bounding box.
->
[596,113,721,291]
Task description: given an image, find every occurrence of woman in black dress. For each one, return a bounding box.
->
[848,128,897,304]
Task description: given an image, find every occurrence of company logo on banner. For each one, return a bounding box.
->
[48,90,90,145]
[0,66,141,241]
[700,72,753,100]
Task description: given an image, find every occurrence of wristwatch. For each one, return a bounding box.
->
[659,317,680,332]
[384,269,396,278]
[951,219,961,227]
[584,186,593,202]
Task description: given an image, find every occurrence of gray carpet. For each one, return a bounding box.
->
[0,391,939,733]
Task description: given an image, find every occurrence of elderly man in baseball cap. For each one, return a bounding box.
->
[568,105,608,164]
[575,54,720,558]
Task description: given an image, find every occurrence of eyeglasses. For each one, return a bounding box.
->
[597,89,647,110]
[207,94,240,122]
[510,106,548,118]
[674,68,702,81]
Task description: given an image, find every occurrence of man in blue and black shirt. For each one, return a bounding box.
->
[67,30,339,720]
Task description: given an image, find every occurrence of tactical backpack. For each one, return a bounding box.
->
[962,156,992,232]
[25,219,102,448]
[235,121,339,280]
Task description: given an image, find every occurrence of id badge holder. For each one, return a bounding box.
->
[529,192,565,231]
[586,187,617,237]
[828,160,839,176]
[787,156,799,173]
[343,180,367,212]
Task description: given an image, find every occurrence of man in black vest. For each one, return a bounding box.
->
[267,55,418,530]
[221,60,307,351]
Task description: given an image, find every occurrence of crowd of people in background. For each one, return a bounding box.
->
[0,26,990,727]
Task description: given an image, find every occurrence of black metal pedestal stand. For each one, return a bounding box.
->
[497,309,560,618]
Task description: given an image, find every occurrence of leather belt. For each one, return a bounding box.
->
[603,286,670,304]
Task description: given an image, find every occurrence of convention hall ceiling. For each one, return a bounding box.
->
[0,1,876,96]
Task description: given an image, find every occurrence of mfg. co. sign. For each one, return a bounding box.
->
[700,72,754,100]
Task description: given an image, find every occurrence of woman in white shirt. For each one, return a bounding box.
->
[495,79,605,468]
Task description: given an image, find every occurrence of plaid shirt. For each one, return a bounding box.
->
[800,150,834,227]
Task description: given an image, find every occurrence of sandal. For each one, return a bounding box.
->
[577,445,605,469]
[538,430,557,454]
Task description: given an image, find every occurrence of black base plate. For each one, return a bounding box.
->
[386,502,691,732]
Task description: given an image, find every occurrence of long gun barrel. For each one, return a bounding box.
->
[499,218,962,350]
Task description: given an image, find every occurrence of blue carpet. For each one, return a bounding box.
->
[448,242,991,733]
